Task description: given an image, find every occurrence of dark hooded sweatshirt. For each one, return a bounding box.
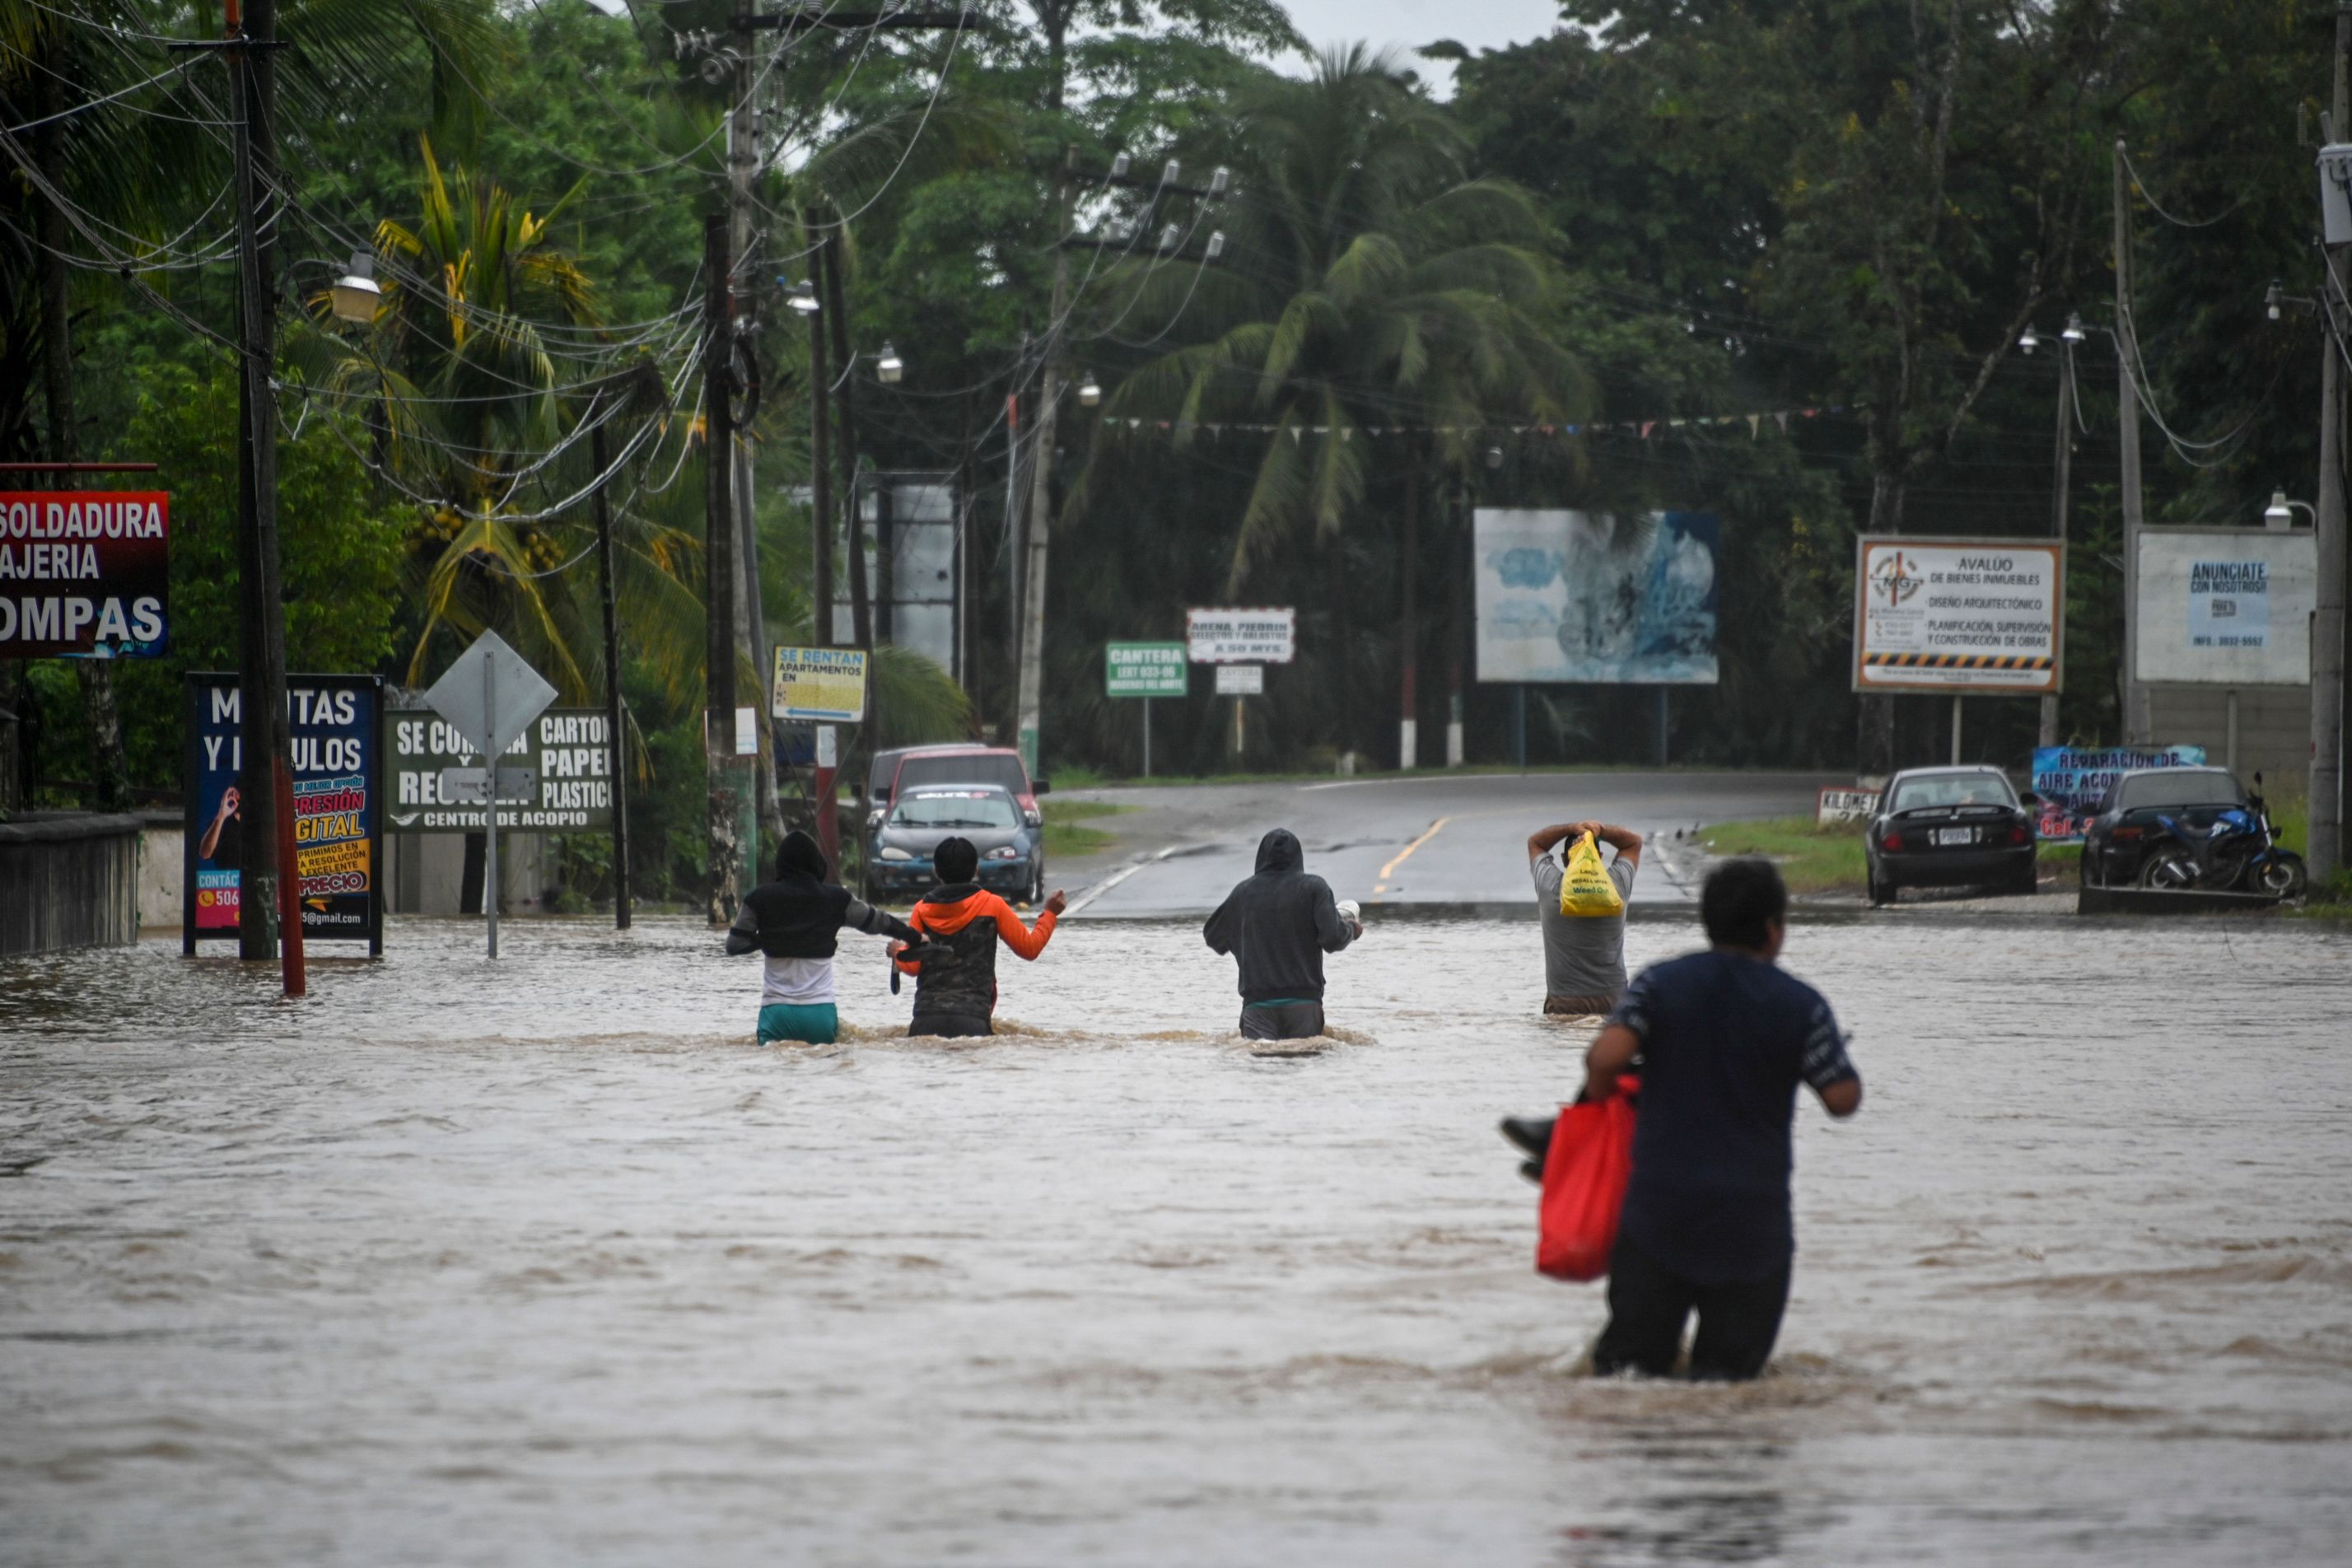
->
[1202,828,1355,1006]
[727,830,912,959]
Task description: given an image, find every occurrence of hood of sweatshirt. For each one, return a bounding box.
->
[776,828,828,883]
[1254,828,1304,877]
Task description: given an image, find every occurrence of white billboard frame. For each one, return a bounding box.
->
[1851,534,2065,695]
[2135,526,2315,688]
[1188,606,1295,664]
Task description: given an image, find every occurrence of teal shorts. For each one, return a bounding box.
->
[758,1002,838,1045]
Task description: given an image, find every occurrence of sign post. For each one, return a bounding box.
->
[1214,662,1264,764]
[1106,641,1186,779]
[423,632,558,959]
[772,646,870,877]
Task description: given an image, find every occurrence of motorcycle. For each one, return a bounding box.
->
[2137,772,2309,899]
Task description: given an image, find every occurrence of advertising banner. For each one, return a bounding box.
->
[2028,744,2209,841]
[1473,509,1720,684]
[2135,528,2315,687]
[772,645,869,721]
[1187,607,1295,664]
[384,707,616,832]
[1106,641,1188,697]
[0,491,169,657]
[1852,537,2063,693]
[184,673,383,950]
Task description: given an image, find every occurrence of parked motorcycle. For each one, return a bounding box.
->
[2137,772,2309,899]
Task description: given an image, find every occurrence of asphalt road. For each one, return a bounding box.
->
[1054,769,1847,918]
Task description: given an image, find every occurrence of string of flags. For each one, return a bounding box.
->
[1099,407,1857,442]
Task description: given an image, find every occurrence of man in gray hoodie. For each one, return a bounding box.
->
[1203,828,1363,1040]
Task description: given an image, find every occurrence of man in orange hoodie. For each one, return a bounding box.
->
[892,836,1066,1037]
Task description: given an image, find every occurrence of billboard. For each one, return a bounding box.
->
[0,491,169,657]
[1474,509,1720,684]
[384,707,616,832]
[2135,528,2315,687]
[2028,744,2208,842]
[772,646,869,722]
[1852,536,2063,694]
[184,673,383,950]
[1188,607,1295,664]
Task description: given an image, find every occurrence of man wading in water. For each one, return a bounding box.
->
[1203,828,1362,1040]
[1580,858,1862,1380]
[1528,818,1642,1015]
[727,830,926,1045]
[892,836,1064,1038]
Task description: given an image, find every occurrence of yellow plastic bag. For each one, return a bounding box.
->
[1560,832,1624,917]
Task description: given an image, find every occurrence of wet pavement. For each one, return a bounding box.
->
[1057,769,1846,915]
[5,906,2350,1564]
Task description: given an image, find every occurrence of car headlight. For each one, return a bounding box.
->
[878,846,914,861]
[987,845,1021,861]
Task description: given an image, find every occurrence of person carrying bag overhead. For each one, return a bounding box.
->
[892,836,1064,1038]
[1526,819,1643,1016]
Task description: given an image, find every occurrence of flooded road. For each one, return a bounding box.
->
[4,911,2350,1565]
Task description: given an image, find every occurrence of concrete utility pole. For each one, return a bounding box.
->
[591,420,631,929]
[2115,137,2148,746]
[1015,222,1070,777]
[226,0,295,974]
[703,214,754,922]
[2042,335,2075,749]
[2309,2,2352,880]
[726,0,783,858]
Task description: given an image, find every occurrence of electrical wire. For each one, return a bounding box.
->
[2120,146,2251,231]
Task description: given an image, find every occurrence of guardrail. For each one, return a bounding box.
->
[0,812,142,956]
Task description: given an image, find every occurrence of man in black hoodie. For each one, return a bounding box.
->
[727,829,922,1044]
[1202,828,1363,1039]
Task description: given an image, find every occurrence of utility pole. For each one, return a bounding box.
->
[2309,3,2352,880]
[725,0,783,860]
[224,0,294,978]
[2042,333,2075,749]
[2115,137,2148,745]
[1015,187,1071,777]
[703,213,754,922]
[592,421,631,929]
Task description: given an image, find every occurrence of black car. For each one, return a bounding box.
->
[1864,766,2039,905]
[865,784,1047,905]
[2078,766,2251,889]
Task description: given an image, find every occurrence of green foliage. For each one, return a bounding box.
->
[100,362,407,788]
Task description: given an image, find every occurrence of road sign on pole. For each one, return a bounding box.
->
[423,631,558,959]
[1188,608,1295,664]
[1106,641,1188,696]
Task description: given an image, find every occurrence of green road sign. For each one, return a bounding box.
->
[1107,641,1188,698]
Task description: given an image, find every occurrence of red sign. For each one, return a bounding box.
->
[0,490,170,657]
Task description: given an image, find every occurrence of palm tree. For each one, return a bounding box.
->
[1090,46,1590,766]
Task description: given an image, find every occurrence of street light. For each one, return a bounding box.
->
[875,342,903,384]
[783,277,820,314]
[1076,372,1101,408]
[2018,324,2041,355]
[2062,312,2087,344]
[329,250,381,325]
[2266,489,2316,528]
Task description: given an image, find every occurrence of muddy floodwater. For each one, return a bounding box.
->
[4,910,2350,1565]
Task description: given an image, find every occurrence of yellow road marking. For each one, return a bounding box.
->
[1379,816,1452,881]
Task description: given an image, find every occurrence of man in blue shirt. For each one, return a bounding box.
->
[1579,857,1863,1380]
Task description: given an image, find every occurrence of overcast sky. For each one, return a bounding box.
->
[587,1,1564,94]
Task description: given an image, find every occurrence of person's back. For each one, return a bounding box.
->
[1528,820,1641,1015]
[1202,828,1359,1039]
[727,830,917,1044]
[1577,857,1861,1381]
[896,836,1062,1038]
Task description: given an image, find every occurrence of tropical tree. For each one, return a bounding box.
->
[1087,47,1591,764]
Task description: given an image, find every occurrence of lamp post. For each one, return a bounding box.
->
[328,251,380,325]
[2019,313,2084,747]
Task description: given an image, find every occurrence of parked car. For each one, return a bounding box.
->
[2079,766,2264,889]
[866,744,1048,843]
[866,784,1046,905]
[1864,766,2039,905]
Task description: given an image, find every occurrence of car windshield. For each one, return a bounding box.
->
[898,754,1029,796]
[1890,773,2017,813]
[890,791,1018,830]
[2117,772,2246,810]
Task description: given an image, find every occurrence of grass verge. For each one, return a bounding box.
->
[1043,798,1135,859]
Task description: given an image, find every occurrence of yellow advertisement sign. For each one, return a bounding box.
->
[771,646,869,722]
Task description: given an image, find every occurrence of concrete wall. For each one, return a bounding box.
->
[382,831,556,915]
[0,812,140,957]
[138,813,182,931]
[2146,685,2311,792]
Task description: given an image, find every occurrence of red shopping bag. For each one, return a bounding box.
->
[1536,1076,1638,1282]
